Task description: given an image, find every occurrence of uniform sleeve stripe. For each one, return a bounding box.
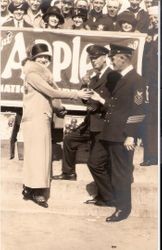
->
[126,115,145,123]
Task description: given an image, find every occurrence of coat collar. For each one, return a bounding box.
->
[120,65,133,77]
[23,60,53,84]
[112,68,135,94]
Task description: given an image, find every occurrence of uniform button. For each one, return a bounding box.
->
[100,90,103,93]
[104,119,106,122]
[114,97,117,100]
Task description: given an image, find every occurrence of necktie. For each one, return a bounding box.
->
[95,72,101,81]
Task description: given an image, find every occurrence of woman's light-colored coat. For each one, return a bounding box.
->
[22,60,79,188]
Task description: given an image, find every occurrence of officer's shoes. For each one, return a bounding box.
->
[106,208,131,222]
[140,159,158,166]
[84,195,101,204]
[52,173,77,181]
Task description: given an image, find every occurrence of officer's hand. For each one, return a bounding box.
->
[124,137,135,151]
[90,91,105,104]
[78,89,93,100]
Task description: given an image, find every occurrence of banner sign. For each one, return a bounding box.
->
[1,27,146,108]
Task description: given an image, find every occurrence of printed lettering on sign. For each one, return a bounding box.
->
[1,28,147,107]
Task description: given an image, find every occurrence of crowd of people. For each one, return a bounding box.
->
[0,0,159,32]
[1,0,159,222]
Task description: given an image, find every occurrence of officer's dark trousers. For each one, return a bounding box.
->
[87,133,114,201]
[88,140,134,210]
[62,129,90,174]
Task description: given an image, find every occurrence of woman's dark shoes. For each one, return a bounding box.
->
[52,173,77,181]
[31,194,48,208]
[85,196,116,207]
[22,187,48,208]
[22,187,33,200]
[84,195,101,204]
[106,208,131,222]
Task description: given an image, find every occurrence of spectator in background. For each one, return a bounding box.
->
[118,11,137,32]
[71,7,88,29]
[60,0,74,29]
[40,0,51,14]
[94,0,122,31]
[75,0,89,10]
[3,1,32,27]
[10,0,25,5]
[85,0,106,30]
[144,0,153,9]
[42,6,64,28]
[51,0,63,10]
[23,0,44,28]
[105,0,121,30]
[144,0,160,9]
[0,0,12,25]
[140,5,158,166]
[120,0,149,33]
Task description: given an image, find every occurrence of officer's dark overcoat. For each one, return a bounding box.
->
[99,68,146,142]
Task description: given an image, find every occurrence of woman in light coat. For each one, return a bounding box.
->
[22,42,91,208]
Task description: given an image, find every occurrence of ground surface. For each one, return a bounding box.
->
[0,146,159,250]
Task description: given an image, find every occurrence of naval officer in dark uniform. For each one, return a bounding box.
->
[53,44,116,206]
[90,44,147,222]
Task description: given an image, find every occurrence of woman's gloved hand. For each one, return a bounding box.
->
[53,106,67,118]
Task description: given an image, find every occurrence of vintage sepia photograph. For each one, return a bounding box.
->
[0,0,160,249]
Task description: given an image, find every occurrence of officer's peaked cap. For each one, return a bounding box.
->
[109,44,134,57]
[86,45,109,57]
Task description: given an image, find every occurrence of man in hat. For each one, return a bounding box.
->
[23,0,44,28]
[3,1,32,27]
[90,44,147,221]
[53,44,115,208]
